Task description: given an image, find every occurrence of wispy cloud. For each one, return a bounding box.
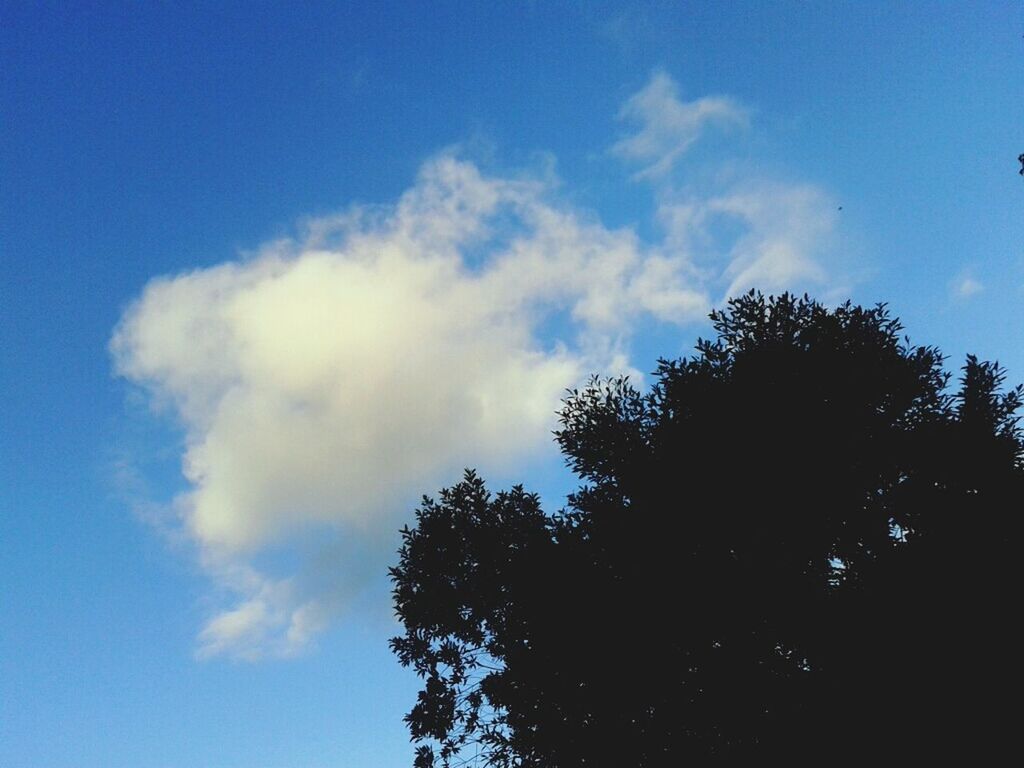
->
[598,7,659,54]
[658,181,839,298]
[617,71,840,302]
[612,70,748,179]
[951,271,983,300]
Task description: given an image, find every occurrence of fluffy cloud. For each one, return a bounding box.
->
[612,70,748,179]
[112,74,845,659]
[112,156,711,658]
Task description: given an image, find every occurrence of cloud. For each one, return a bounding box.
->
[599,7,659,54]
[951,272,983,299]
[616,71,840,301]
[612,70,748,179]
[112,77,847,660]
[112,155,717,658]
[658,180,839,298]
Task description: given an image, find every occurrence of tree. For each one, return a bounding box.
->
[391,292,1022,766]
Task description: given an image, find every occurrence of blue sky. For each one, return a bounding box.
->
[2,2,1021,766]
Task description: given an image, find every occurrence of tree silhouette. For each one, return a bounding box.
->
[391,292,1021,766]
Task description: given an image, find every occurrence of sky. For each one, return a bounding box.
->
[1,2,1022,766]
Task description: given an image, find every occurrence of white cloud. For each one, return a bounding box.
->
[113,78,847,660]
[612,70,748,179]
[613,72,837,301]
[112,155,715,659]
[952,272,983,299]
[658,181,838,299]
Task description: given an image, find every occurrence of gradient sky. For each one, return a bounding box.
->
[2,3,1022,767]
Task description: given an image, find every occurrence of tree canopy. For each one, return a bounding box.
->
[390,292,1022,766]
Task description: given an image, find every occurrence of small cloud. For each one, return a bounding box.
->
[657,179,840,301]
[598,7,658,54]
[952,273,983,299]
[612,70,748,180]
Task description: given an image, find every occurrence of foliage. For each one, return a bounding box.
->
[391,292,1022,765]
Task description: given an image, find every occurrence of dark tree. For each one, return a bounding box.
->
[391,292,1022,766]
